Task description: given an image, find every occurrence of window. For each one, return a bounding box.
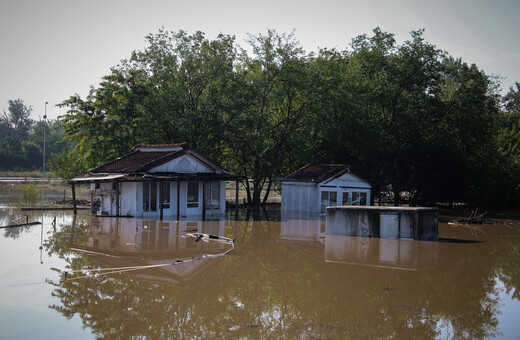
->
[95,182,100,189]
[187,182,199,208]
[161,182,170,209]
[204,181,220,210]
[352,192,367,206]
[342,192,350,205]
[143,182,157,212]
[321,191,337,214]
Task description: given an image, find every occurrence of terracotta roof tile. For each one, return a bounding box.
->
[90,150,185,173]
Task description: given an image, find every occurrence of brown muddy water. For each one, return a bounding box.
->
[1,206,520,339]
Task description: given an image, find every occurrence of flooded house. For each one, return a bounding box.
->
[279,164,372,214]
[70,143,240,219]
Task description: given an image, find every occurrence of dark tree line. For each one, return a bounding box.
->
[52,28,520,208]
[0,99,70,172]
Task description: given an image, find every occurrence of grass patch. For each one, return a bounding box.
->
[0,170,48,178]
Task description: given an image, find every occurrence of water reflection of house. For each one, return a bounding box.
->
[324,235,438,271]
[279,209,325,243]
[71,216,228,285]
[279,164,371,214]
[70,143,241,219]
[278,211,437,271]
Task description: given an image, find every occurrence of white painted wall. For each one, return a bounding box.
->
[120,182,136,216]
[92,178,227,218]
[150,155,215,173]
[281,183,319,213]
[323,172,371,188]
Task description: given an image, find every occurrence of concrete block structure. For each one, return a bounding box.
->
[326,206,438,241]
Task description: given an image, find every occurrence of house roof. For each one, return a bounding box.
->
[282,164,350,183]
[70,143,244,183]
[90,149,189,173]
[132,143,187,151]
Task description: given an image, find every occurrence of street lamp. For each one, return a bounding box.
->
[43,102,48,177]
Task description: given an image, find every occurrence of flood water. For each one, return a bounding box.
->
[1,206,520,339]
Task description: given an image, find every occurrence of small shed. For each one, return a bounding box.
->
[279,164,371,214]
[70,143,241,219]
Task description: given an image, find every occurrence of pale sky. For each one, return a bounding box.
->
[1,0,519,121]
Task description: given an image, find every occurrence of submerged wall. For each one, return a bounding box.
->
[326,206,438,241]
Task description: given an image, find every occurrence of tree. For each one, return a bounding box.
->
[2,98,32,131]
[0,99,34,170]
[224,30,318,204]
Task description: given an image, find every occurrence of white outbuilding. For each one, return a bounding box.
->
[279,164,371,214]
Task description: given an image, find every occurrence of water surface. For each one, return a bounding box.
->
[1,207,520,339]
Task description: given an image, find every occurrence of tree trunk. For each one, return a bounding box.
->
[393,185,401,206]
[262,178,273,205]
[252,179,262,205]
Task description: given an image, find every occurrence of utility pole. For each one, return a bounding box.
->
[43,102,48,177]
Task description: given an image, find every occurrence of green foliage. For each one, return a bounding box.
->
[0,99,72,171]
[20,183,39,207]
[47,148,90,181]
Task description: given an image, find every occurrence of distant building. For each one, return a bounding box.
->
[279,164,371,214]
[70,143,240,219]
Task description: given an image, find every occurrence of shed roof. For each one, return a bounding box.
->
[283,164,349,183]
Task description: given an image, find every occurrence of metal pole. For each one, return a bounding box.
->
[43,102,48,177]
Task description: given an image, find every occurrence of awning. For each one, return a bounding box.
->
[69,172,244,183]
[69,174,127,183]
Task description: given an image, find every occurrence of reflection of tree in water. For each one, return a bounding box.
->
[3,225,31,239]
[44,212,520,338]
[499,244,520,300]
[44,215,90,260]
[493,227,520,301]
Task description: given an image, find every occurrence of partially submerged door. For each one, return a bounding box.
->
[380,213,399,239]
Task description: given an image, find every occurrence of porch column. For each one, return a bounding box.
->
[115,182,120,216]
[177,179,180,220]
[71,183,77,215]
[235,179,239,217]
[159,181,164,220]
[202,180,206,221]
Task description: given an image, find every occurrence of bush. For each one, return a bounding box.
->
[20,183,40,207]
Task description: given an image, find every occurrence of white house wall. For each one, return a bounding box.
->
[219,181,226,213]
[130,180,226,218]
[149,154,215,173]
[120,182,136,216]
[323,173,371,188]
[281,183,319,213]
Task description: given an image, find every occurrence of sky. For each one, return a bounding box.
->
[0,0,519,121]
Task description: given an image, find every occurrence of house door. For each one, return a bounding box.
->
[204,181,221,215]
